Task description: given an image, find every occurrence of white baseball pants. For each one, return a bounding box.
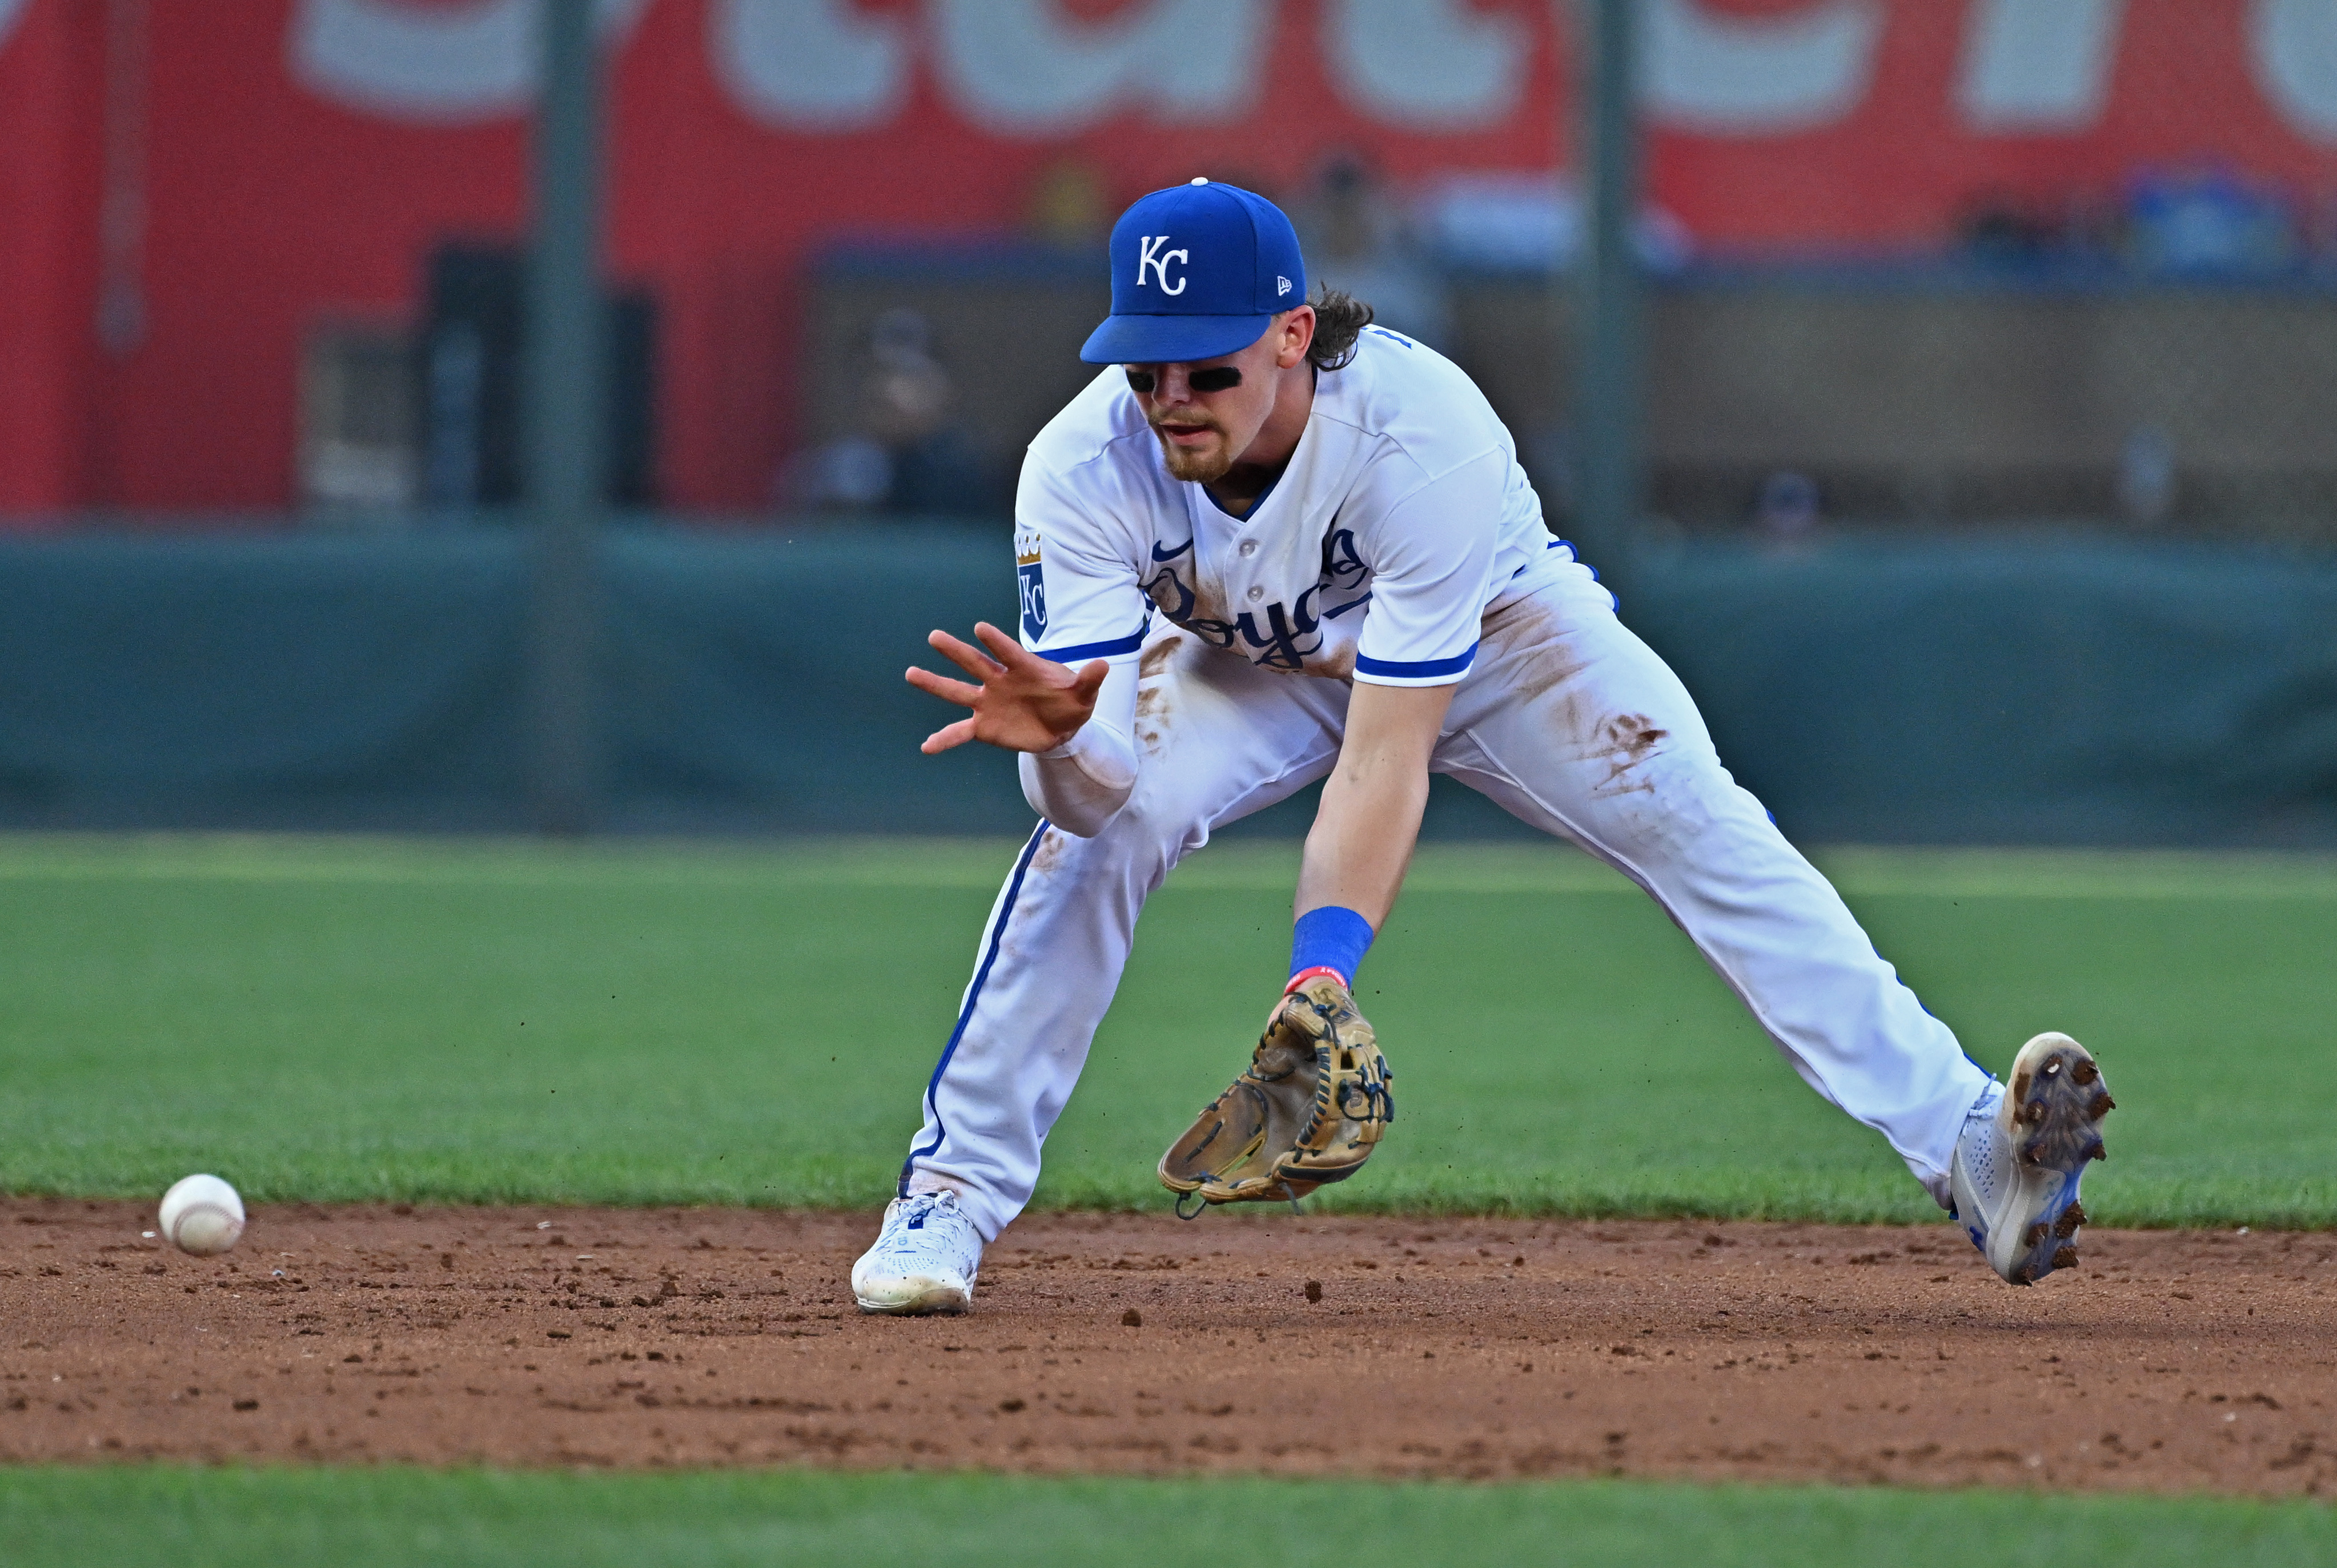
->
[900,559,1993,1239]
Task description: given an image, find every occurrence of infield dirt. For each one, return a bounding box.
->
[3,1200,2332,1495]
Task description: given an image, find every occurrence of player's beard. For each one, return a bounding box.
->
[1148,416,1234,483]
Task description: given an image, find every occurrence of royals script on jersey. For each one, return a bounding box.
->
[1013,327,1578,688]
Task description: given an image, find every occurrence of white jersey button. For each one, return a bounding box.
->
[1246,585,1264,601]
[1238,539,1257,557]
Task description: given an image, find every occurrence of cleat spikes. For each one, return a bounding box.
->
[1954,1032,2111,1287]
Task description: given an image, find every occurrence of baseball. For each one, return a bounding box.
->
[158,1173,246,1256]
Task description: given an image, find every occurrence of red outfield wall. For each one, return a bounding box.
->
[4,0,2334,516]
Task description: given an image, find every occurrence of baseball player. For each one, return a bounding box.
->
[850,180,2114,1314]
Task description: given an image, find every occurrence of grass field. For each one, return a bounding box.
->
[1,833,2332,1227]
[5,833,2335,1556]
[2,1466,2333,1568]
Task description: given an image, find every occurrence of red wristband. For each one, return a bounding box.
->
[1286,964,1349,994]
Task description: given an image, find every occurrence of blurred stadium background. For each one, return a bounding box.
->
[3,0,2335,845]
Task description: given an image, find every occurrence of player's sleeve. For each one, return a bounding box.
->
[1350,448,1506,688]
[1017,656,1138,837]
[1015,461,1150,666]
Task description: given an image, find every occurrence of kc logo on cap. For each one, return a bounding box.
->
[1136,236,1188,295]
[1081,180,1309,366]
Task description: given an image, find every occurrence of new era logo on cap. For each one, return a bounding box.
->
[1080,180,1310,366]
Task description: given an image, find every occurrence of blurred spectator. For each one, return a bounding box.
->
[1957,193,2058,267]
[784,308,990,516]
[786,434,892,510]
[2117,426,2177,525]
[1414,171,1691,275]
[1296,155,1452,351]
[2125,167,2296,276]
[1752,470,1821,542]
[1955,175,2307,279]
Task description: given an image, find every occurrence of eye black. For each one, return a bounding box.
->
[1124,369,1157,394]
[1187,367,1243,392]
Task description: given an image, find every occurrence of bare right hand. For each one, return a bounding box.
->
[905,621,1109,755]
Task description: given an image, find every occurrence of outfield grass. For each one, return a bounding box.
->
[1,1465,2331,1568]
[1,834,2332,1227]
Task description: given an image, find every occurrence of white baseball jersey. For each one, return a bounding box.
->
[1013,326,1577,687]
[890,316,1993,1248]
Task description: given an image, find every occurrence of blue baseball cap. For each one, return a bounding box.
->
[1079,179,1308,365]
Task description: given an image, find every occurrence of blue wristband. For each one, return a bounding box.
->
[1290,905,1375,988]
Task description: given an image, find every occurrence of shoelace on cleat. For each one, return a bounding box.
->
[885,1193,970,1256]
[897,1191,956,1229]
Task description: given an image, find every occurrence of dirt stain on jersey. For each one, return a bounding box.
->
[993,829,1066,968]
[1027,826,1067,876]
[1139,635,1184,680]
[1307,645,1356,681]
[1609,714,1668,758]
[1480,593,1591,708]
[1515,652,1589,707]
[1593,714,1668,797]
[1134,634,1184,753]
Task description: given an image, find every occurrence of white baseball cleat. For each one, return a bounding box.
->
[851,1191,985,1314]
[1949,1032,2114,1286]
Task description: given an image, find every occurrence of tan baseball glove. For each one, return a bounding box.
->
[1158,973,1394,1213]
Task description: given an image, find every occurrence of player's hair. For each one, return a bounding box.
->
[1304,286,1373,371]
